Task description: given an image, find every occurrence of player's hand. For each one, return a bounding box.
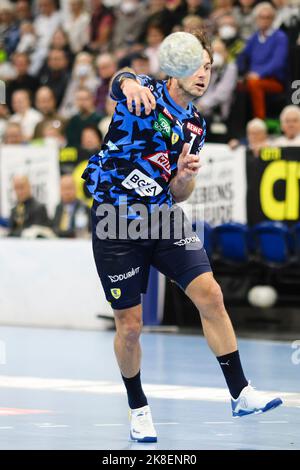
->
[121,79,156,116]
[176,143,201,182]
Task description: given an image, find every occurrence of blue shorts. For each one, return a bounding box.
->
[91,201,212,309]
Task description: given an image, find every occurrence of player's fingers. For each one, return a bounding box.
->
[134,95,141,116]
[140,91,152,115]
[187,161,201,170]
[127,95,134,113]
[145,88,156,109]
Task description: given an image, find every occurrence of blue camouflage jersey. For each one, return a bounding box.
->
[82,75,206,213]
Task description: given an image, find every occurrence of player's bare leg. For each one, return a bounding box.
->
[114,304,157,442]
[186,272,282,416]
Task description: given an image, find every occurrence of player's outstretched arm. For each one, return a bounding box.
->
[110,68,156,116]
[170,143,201,203]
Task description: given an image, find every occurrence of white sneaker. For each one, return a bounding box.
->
[129,405,157,442]
[231,382,283,417]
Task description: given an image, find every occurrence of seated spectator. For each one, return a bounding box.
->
[9,89,43,141]
[50,28,74,66]
[15,0,32,23]
[217,14,245,62]
[63,0,90,54]
[0,1,20,57]
[274,105,300,147]
[3,122,25,144]
[130,51,151,76]
[15,21,36,56]
[65,88,102,148]
[94,53,117,116]
[98,96,116,137]
[138,0,175,42]
[186,0,210,18]
[59,52,99,118]
[39,48,71,107]
[89,0,115,52]
[112,0,147,52]
[9,175,50,237]
[210,0,234,23]
[34,0,62,51]
[52,174,90,238]
[6,52,40,110]
[197,38,238,123]
[182,15,203,33]
[0,104,10,142]
[80,125,103,153]
[233,0,256,41]
[34,86,66,138]
[229,118,271,156]
[144,21,165,76]
[272,0,300,31]
[237,2,289,120]
[38,119,66,148]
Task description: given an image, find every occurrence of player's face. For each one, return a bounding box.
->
[177,50,212,100]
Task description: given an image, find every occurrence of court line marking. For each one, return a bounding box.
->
[0,375,299,408]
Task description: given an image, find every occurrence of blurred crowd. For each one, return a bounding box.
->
[0,0,300,238]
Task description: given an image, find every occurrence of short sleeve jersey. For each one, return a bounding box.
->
[82,75,206,213]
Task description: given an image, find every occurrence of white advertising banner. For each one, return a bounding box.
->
[184,144,247,226]
[0,144,60,218]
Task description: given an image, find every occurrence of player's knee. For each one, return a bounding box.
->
[116,315,143,346]
[197,281,225,316]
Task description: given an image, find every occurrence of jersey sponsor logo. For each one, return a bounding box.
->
[153,113,171,138]
[143,151,171,176]
[162,107,173,121]
[187,122,203,135]
[122,169,163,197]
[171,132,179,145]
[173,235,200,246]
[111,288,121,299]
[108,267,140,283]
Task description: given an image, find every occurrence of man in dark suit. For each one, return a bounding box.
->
[52,174,90,238]
[9,175,50,236]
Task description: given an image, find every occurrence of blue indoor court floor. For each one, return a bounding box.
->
[0,325,299,450]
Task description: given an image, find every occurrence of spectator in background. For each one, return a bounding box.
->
[233,0,256,41]
[94,53,117,116]
[80,125,103,153]
[34,86,66,138]
[9,89,43,141]
[217,14,245,62]
[15,0,32,23]
[272,0,299,31]
[6,52,40,110]
[0,1,20,57]
[50,28,74,66]
[182,15,203,33]
[0,105,10,142]
[112,0,147,53]
[144,21,165,76]
[197,38,238,123]
[34,0,62,51]
[39,48,71,107]
[59,52,99,118]
[139,0,174,42]
[165,0,188,28]
[3,122,25,144]
[237,2,289,120]
[98,96,116,136]
[130,51,151,76]
[63,0,90,54]
[52,174,90,238]
[186,0,210,18]
[15,21,36,56]
[65,88,102,148]
[275,105,300,147]
[38,119,66,148]
[9,175,50,237]
[89,0,114,52]
[229,118,271,156]
[210,0,233,23]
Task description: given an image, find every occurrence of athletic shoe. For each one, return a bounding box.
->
[232,382,283,417]
[129,405,157,442]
